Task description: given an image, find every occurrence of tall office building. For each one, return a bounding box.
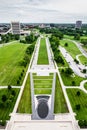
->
[75,21,82,29]
[11,22,20,34]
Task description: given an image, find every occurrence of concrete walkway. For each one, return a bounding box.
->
[0,86,21,89]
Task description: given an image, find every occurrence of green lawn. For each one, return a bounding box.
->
[80,36,87,40]
[34,89,51,95]
[60,69,84,86]
[64,35,74,40]
[17,74,32,113]
[37,38,49,64]
[79,55,87,65]
[0,88,19,120]
[0,42,29,86]
[60,40,81,59]
[33,74,53,95]
[84,82,87,90]
[66,88,87,120]
[54,75,68,113]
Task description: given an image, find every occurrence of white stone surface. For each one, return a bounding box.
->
[10,121,75,130]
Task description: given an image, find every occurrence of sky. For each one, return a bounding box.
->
[0,0,87,23]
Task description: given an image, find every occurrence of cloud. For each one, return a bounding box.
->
[0,0,87,23]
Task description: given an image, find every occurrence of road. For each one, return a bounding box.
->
[59,46,87,78]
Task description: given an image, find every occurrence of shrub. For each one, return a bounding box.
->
[78,120,87,128]
[83,69,86,73]
[72,81,75,86]
[76,91,80,96]
[8,85,12,91]
[76,104,80,110]
[64,42,68,47]
[2,95,7,102]
[0,120,6,126]
[22,69,24,73]
[61,69,64,73]
[19,76,21,80]
[11,90,16,96]
[21,72,23,77]
[17,80,20,85]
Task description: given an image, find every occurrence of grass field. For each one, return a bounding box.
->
[60,40,81,59]
[66,88,87,120]
[0,88,19,120]
[37,38,49,64]
[64,35,74,40]
[17,74,32,113]
[60,69,84,86]
[84,82,87,90]
[54,75,68,113]
[79,55,87,65]
[33,74,53,95]
[0,42,29,86]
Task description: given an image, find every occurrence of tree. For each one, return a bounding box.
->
[78,120,87,128]
[76,104,80,110]
[74,59,79,64]
[65,42,68,47]
[65,68,73,76]
[74,33,80,40]
[11,90,16,96]
[8,85,12,91]
[76,91,80,96]
[72,81,75,86]
[0,120,6,126]
[2,95,7,102]
[83,69,86,73]
[14,34,20,40]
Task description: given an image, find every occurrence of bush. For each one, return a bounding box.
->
[72,81,75,86]
[22,69,24,73]
[78,120,87,128]
[17,80,20,85]
[21,72,23,77]
[76,104,80,110]
[2,95,7,102]
[61,69,64,73]
[6,99,12,106]
[64,42,68,47]
[11,90,16,96]
[0,120,6,126]
[20,40,26,43]
[65,68,73,76]
[83,69,86,73]
[8,85,12,91]
[74,59,79,64]
[19,76,21,80]
[76,91,80,96]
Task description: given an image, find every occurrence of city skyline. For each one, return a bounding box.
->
[0,0,87,23]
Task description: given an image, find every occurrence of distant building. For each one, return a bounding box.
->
[11,22,20,34]
[75,21,82,29]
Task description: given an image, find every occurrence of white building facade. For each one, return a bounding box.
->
[11,22,20,34]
